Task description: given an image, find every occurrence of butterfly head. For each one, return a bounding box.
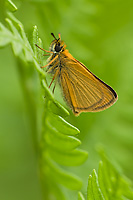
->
[50,33,65,53]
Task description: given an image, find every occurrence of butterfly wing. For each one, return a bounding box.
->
[59,52,118,115]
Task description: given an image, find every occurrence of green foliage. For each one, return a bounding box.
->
[0,2,88,199]
[0,0,133,200]
[78,192,85,200]
[81,154,133,200]
[6,0,17,12]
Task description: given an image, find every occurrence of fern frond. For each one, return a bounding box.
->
[0,9,88,200]
[78,154,133,200]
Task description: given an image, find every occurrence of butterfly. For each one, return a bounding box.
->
[35,33,118,116]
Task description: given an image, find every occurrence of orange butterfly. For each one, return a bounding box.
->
[35,33,118,116]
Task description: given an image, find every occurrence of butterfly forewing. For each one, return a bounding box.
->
[59,52,117,115]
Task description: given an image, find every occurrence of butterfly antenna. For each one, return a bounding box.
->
[58,33,61,40]
[51,33,57,40]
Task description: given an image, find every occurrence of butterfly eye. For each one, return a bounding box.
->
[55,45,61,52]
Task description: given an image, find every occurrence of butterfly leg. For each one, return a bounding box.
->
[49,68,59,89]
[46,64,58,73]
[52,80,57,93]
[41,55,58,68]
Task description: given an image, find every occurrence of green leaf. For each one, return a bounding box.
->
[45,156,82,190]
[49,182,67,200]
[47,148,88,166]
[8,12,34,61]
[98,161,109,200]
[48,100,69,117]
[0,22,12,46]
[86,155,133,200]
[87,175,93,200]
[32,25,38,58]
[5,18,23,56]
[33,25,44,66]
[44,126,81,151]
[6,0,18,12]
[91,170,105,200]
[99,153,133,200]
[78,192,85,200]
[46,113,80,136]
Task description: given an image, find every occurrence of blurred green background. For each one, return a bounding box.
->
[0,0,133,199]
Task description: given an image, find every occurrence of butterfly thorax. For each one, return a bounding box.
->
[47,39,71,74]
